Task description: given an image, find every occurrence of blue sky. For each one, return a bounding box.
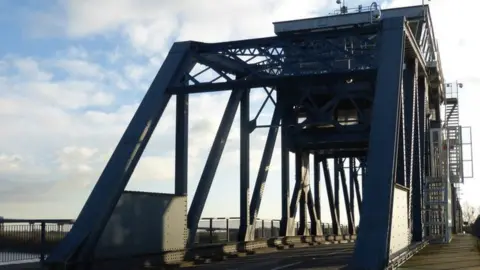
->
[0,0,479,223]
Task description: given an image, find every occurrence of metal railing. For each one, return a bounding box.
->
[0,219,73,265]
[195,217,352,244]
[0,217,353,265]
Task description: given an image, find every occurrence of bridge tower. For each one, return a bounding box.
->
[44,4,470,270]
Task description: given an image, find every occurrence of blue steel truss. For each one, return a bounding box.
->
[44,5,463,270]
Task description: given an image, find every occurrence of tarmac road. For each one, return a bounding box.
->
[190,243,354,270]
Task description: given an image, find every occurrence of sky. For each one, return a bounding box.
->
[0,0,479,225]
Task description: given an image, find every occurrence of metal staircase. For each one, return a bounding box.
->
[424,128,451,243]
[444,83,463,185]
[423,82,468,243]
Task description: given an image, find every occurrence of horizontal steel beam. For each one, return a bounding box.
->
[274,5,426,34]
[193,27,379,52]
[404,22,427,76]
[169,70,376,94]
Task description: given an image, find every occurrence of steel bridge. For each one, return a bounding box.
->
[40,4,475,270]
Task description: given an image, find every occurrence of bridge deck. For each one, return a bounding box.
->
[1,236,477,270]
[400,234,480,270]
[190,243,354,269]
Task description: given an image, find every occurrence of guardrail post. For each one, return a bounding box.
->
[40,222,46,263]
[226,218,230,242]
[209,218,213,243]
[262,220,265,238]
[271,220,274,237]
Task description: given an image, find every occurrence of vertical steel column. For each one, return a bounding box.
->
[423,76,430,239]
[175,93,189,196]
[360,158,367,198]
[288,152,302,236]
[451,184,457,233]
[313,154,322,235]
[314,155,321,219]
[404,60,416,191]
[349,158,356,227]
[46,42,193,264]
[279,90,291,237]
[300,153,310,235]
[403,59,416,244]
[298,192,308,235]
[323,159,341,236]
[351,17,405,269]
[247,107,281,240]
[187,89,244,247]
[280,125,290,236]
[301,153,311,236]
[412,75,426,241]
[238,89,251,241]
[397,79,406,188]
[339,159,354,235]
[353,163,362,218]
[307,186,322,236]
[334,159,341,226]
[290,152,309,236]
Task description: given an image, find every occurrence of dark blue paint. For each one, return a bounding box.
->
[175,94,188,196]
[186,89,244,247]
[45,42,194,265]
[248,107,281,234]
[412,74,425,241]
[238,89,251,241]
[351,17,406,269]
[323,159,341,235]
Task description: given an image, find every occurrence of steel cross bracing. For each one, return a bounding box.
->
[44,7,464,270]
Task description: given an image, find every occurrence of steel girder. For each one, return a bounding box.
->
[45,15,436,269]
[350,17,429,268]
[45,23,382,266]
[46,42,195,266]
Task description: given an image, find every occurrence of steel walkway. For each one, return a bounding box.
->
[400,235,480,269]
[190,235,480,269]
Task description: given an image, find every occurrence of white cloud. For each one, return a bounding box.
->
[34,0,325,57]
[62,46,89,59]
[12,57,53,81]
[123,64,152,85]
[52,59,105,79]
[0,154,22,172]
[132,156,175,182]
[57,146,98,172]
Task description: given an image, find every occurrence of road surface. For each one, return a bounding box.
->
[190,243,354,269]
